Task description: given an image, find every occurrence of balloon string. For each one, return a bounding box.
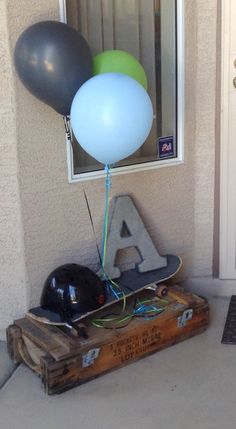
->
[63,116,103,269]
[100,165,126,312]
[91,298,167,328]
[101,164,112,269]
[83,187,103,268]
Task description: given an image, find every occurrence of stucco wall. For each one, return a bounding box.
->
[0,0,218,338]
[193,0,217,277]
[0,0,29,338]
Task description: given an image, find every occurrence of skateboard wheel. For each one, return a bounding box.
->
[155,284,168,298]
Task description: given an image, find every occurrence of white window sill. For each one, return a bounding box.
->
[66,139,185,183]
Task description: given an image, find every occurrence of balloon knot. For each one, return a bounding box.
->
[105,164,112,189]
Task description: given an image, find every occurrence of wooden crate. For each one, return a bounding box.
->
[7,287,209,394]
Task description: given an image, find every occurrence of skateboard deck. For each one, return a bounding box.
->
[27,255,182,327]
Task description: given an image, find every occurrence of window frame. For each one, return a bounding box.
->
[59,0,185,182]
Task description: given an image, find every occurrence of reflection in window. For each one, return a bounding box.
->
[66,0,177,174]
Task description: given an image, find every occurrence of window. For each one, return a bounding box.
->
[60,0,184,181]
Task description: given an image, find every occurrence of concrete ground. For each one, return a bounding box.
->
[0,341,16,389]
[0,296,235,429]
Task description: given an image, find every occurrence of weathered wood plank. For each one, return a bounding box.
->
[24,316,77,348]
[14,318,74,361]
[6,325,23,364]
[7,287,210,394]
[41,300,209,394]
[45,318,209,394]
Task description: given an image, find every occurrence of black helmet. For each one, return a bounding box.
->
[40,264,106,320]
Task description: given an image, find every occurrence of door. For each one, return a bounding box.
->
[220,0,236,278]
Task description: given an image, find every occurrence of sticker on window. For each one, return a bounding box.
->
[158,136,175,159]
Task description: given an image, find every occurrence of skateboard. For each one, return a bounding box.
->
[28,255,182,325]
[27,255,182,332]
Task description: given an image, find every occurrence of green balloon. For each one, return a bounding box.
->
[93,49,148,90]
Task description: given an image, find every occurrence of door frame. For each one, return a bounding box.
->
[220,0,236,278]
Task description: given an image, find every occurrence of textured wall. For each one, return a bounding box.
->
[193,0,217,276]
[0,0,218,337]
[0,1,29,339]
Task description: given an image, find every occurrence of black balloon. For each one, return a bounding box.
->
[14,21,93,115]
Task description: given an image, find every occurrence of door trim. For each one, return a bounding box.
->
[220,0,235,278]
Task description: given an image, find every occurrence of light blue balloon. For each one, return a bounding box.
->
[70,73,153,165]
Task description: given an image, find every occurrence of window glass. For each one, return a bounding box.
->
[66,0,178,175]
